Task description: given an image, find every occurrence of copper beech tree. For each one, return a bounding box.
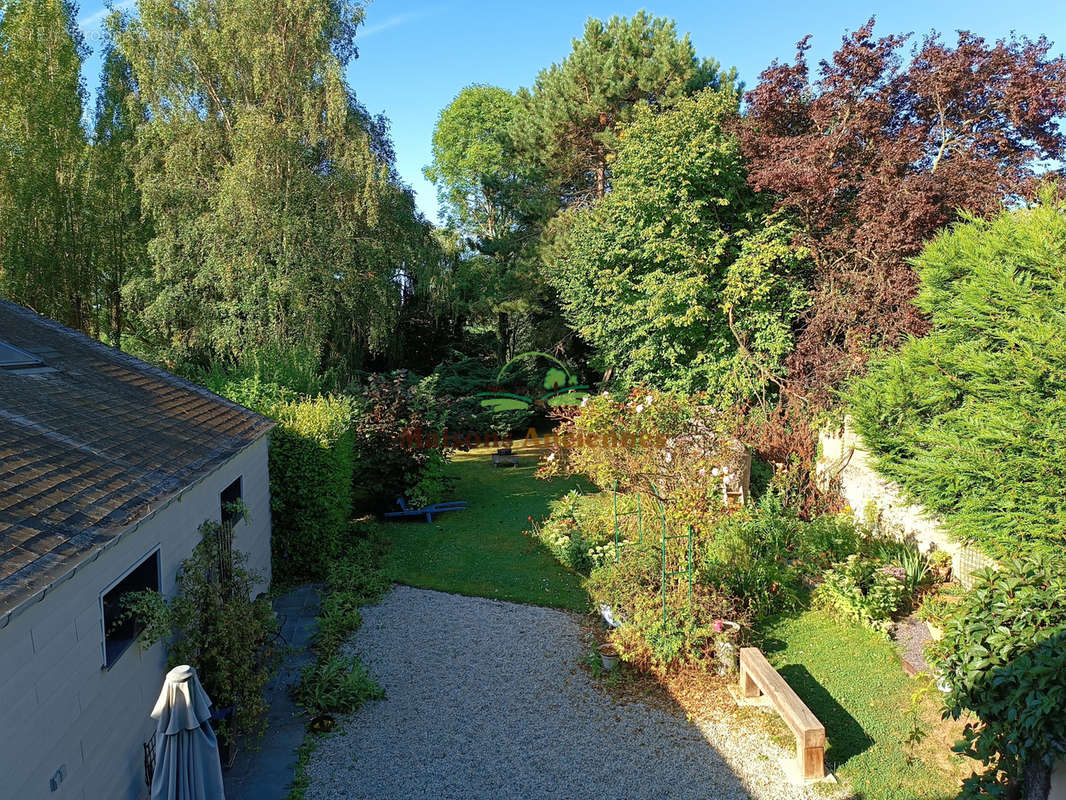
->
[741,19,1066,403]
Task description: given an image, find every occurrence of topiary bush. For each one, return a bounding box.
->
[848,191,1066,560]
[931,554,1066,800]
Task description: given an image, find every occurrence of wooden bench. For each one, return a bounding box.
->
[736,647,828,784]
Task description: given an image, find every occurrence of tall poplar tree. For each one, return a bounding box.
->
[88,33,150,347]
[0,0,89,329]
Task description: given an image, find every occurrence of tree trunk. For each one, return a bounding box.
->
[1024,759,1052,800]
[496,311,510,365]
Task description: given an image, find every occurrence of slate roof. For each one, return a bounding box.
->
[0,299,274,619]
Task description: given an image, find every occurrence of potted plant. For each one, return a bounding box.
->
[916,590,959,641]
[598,642,620,670]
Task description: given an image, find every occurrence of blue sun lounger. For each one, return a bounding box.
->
[383,497,468,523]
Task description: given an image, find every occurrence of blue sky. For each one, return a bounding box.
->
[76,1,1066,224]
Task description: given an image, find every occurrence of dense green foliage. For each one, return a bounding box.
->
[849,195,1066,560]
[205,370,356,584]
[0,0,89,328]
[813,554,906,631]
[516,11,735,206]
[932,555,1066,799]
[269,397,356,584]
[425,86,551,364]
[545,89,809,395]
[295,527,389,717]
[87,35,151,347]
[126,517,280,744]
[115,0,439,374]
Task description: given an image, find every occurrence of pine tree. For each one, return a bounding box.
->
[516,11,737,207]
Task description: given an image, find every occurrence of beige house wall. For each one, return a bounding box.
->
[0,433,271,800]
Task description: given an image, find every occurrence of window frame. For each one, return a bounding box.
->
[99,547,161,670]
[220,476,244,527]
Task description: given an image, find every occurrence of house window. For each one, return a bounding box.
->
[102,550,160,668]
[221,477,243,526]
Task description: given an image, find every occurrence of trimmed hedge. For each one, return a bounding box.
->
[848,192,1066,560]
[205,375,355,584]
[270,396,355,584]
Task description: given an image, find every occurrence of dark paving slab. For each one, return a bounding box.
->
[224,584,320,800]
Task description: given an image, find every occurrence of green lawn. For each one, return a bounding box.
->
[760,610,965,800]
[380,445,591,611]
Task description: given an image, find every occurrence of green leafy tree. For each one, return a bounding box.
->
[87,31,151,347]
[0,0,89,329]
[517,11,737,206]
[544,88,809,398]
[425,85,552,364]
[117,0,437,375]
[848,190,1066,560]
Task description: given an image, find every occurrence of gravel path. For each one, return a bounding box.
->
[306,586,829,800]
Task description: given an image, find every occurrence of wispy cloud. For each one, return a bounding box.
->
[78,0,135,32]
[360,11,422,39]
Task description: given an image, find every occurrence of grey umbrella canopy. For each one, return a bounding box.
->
[150,665,226,800]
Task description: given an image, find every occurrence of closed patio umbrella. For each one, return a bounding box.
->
[150,665,226,800]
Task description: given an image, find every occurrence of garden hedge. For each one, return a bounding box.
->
[205,375,356,584]
[848,192,1066,561]
[269,396,355,584]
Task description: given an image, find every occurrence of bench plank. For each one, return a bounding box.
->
[739,647,826,782]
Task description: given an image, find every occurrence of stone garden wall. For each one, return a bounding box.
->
[815,419,995,588]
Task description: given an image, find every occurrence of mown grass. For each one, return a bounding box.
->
[381,444,591,611]
[760,609,967,800]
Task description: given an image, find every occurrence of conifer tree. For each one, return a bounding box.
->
[517,11,737,207]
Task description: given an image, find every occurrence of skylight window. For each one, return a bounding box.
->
[0,339,44,369]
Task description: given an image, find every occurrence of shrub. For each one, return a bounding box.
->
[931,555,1066,799]
[293,655,384,715]
[348,370,451,511]
[417,358,532,436]
[700,495,862,621]
[814,554,905,631]
[125,517,279,745]
[270,396,355,584]
[531,491,616,573]
[202,372,356,585]
[848,192,1066,560]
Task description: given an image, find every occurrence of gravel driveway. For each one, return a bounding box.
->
[306,585,824,800]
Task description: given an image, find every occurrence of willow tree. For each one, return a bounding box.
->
[0,0,89,329]
[117,0,433,373]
